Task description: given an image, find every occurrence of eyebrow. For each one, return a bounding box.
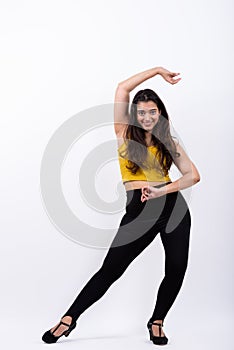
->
[137,108,158,111]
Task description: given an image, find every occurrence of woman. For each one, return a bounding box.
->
[42,66,200,345]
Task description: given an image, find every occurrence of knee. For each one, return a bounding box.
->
[166,259,188,279]
[98,262,127,283]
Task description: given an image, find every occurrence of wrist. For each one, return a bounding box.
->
[159,187,167,197]
[156,184,170,197]
[155,66,163,75]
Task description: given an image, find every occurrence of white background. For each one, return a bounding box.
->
[0,0,233,349]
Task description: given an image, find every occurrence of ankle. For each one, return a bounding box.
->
[152,319,163,325]
[61,315,73,324]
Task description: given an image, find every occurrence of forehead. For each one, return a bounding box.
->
[137,101,158,109]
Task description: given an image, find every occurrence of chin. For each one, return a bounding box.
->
[138,122,157,132]
[143,125,156,131]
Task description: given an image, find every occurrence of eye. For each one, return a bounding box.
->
[150,109,157,115]
[137,110,145,116]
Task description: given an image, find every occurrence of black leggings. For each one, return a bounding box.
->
[62,181,191,323]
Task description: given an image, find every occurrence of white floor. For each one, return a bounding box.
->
[2,314,232,350]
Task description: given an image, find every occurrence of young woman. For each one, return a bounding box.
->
[42,66,200,345]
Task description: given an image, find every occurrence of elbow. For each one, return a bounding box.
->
[117,82,129,93]
[192,166,201,183]
[184,172,201,184]
[183,172,201,183]
[193,174,201,183]
[117,82,123,90]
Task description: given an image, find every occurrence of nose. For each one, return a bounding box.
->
[144,113,151,120]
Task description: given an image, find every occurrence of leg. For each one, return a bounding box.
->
[61,213,159,323]
[150,197,191,324]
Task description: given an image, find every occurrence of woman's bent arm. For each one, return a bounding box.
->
[165,142,201,193]
[118,66,162,92]
[118,66,181,92]
[114,66,181,136]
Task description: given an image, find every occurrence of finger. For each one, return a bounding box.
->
[172,78,182,84]
[141,193,148,201]
[169,72,180,76]
[166,78,174,84]
[169,77,181,84]
[141,187,146,193]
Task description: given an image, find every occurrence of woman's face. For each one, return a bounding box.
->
[136,100,161,132]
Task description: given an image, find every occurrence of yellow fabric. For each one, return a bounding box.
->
[117,141,171,183]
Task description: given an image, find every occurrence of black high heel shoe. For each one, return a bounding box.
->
[42,318,77,344]
[147,320,168,345]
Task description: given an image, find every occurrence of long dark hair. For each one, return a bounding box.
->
[119,88,180,176]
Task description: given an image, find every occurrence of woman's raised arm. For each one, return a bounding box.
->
[114,66,181,136]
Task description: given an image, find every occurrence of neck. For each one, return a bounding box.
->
[145,132,152,146]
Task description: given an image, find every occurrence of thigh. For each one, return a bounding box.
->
[100,212,159,272]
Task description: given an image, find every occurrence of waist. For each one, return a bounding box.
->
[125,181,175,220]
[124,180,171,191]
[126,181,172,197]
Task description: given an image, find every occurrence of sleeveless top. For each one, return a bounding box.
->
[117,141,171,183]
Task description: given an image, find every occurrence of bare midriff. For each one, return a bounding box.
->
[123,180,170,192]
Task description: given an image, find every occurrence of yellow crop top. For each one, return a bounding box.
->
[117,141,171,183]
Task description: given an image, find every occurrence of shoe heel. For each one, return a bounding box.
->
[147,321,153,341]
[148,329,153,340]
[42,319,77,344]
[64,322,76,337]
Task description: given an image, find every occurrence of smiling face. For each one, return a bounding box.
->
[136,100,161,132]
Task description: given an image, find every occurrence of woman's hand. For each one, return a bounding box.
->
[158,67,181,85]
[141,185,167,202]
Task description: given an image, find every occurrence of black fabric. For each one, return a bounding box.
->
[62,181,191,323]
